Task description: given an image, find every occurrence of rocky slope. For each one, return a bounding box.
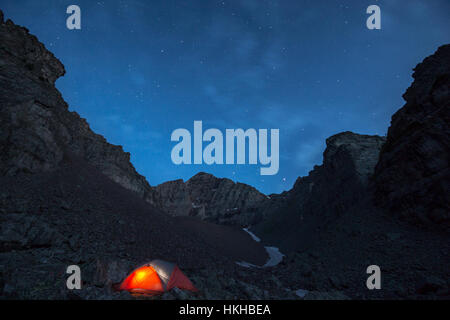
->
[373,44,450,230]
[0,13,154,202]
[0,154,273,299]
[151,172,269,226]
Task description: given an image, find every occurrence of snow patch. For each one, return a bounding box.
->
[235,261,259,268]
[263,246,284,267]
[243,228,261,242]
[236,229,284,268]
[295,289,309,298]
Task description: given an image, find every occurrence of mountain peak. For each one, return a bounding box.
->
[188,171,216,180]
[0,14,154,202]
[0,13,65,85]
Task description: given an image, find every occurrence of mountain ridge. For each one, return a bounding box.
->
[151,171,269,225]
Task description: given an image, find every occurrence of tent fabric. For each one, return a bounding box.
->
[166,266,197,291]
[119,266,164,293]
[119,260,197,295]
[149,259,175,289]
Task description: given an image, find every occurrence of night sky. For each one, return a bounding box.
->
[1,1,449,194]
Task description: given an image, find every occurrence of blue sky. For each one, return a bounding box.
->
[1,0,449,194]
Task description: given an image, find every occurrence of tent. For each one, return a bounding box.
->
[118,259,197,295]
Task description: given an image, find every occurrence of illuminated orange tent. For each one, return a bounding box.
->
[118,259,197,295]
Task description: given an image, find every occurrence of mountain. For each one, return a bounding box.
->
[0,14,270,228]
[149,130,385,229]
[252,131,386,251]
[151,172,269,225]
[0,13,154,203]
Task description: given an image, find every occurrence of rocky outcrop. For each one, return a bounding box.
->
[253,131,386,251]
[0,11,154,202]
[289,131,386,214]
[151,172,269,225]
[373,44,450,229]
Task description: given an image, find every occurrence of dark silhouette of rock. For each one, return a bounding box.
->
[151,172,268,226]
[0,12,154,203]
[252,131,386,251]
[373,44,450,229]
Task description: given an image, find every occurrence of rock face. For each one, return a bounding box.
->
[290,131,386,214]
[151,172,268,226]
[373,45,450,229]
[0,14,154,202]
[253,131,386,251]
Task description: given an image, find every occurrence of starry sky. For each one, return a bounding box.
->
[1,0,449,194]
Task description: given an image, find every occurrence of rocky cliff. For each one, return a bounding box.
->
[0,13,154,202]
[151,172,269,225]
[0,10,269,228]
[252,131,386,251]
[289,131,386,216]
[373,44,450,230]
